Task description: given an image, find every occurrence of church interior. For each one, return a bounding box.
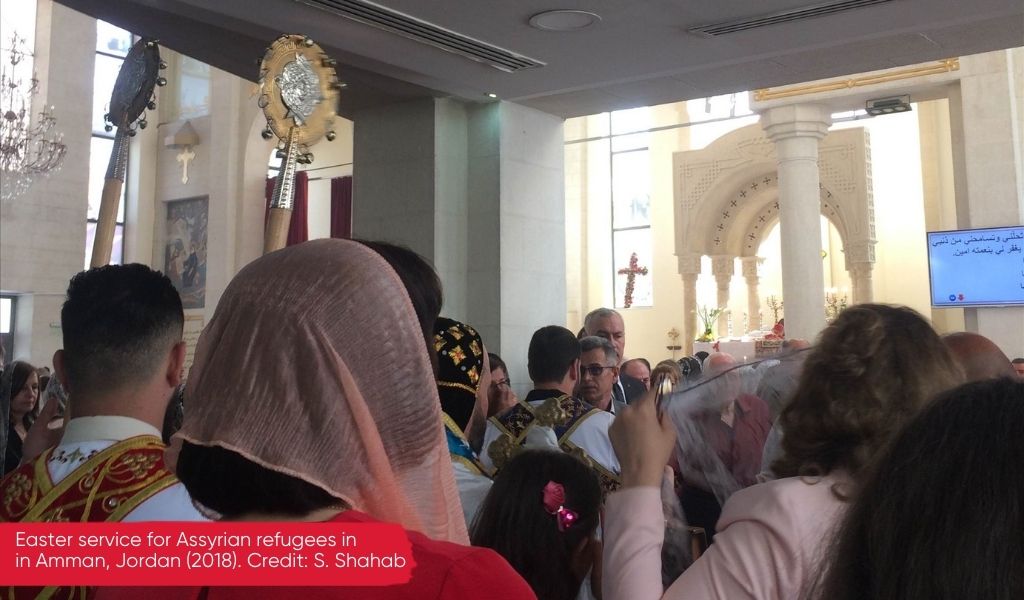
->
[3,0,1021,388]
[1,1,1024,598]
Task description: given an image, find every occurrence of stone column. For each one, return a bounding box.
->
[845,241,875,305]
[947,51,1024,358]
[678,253,701,355]
[760,104,831,341]
[849,263,874,305]
[353,99,565,396]
[741,256,764,331]
[711,255,734,337]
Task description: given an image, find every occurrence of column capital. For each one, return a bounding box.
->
[760,103,832,143]
[678,253,702,276]
[711,254,735,278]
[844,240,877,265]
[849,262,874,276]
[740,255,765,279]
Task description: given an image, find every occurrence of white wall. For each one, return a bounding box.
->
[0,2,93,367]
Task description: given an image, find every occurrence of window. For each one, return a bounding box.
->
[85,21,132,268]
[0,295,15,363]
[176,55,210,118]
[610,108,653,308]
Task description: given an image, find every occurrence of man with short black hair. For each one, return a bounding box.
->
[1013,357,1024,379]
[481,326,620,491]
[584,307,645,404]
[1,264,204,526]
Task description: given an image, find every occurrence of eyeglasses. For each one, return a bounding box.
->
[580,365,615,378]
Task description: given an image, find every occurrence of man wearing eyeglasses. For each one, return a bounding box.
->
[584,307,645,405]
[486,352,518,417]
[578,336,625,414]
[480,326,620,489]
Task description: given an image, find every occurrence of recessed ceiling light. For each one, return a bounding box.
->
[528,10,601,32]
[486,92,498,98]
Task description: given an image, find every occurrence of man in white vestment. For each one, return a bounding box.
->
[482,326,619,491]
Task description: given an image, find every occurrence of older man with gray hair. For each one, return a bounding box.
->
[578,336,626,414]
[584,307,645,404]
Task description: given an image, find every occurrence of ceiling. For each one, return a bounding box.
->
[55,0,1024,119]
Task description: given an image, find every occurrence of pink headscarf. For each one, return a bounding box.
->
[177,239,468,543]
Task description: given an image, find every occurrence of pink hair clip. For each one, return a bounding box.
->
[542,481,578,532]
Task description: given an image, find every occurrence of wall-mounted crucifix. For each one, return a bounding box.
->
[164,120,200,185]
[176,147,195,184]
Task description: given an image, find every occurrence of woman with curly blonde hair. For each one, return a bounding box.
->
[602,304,964,600]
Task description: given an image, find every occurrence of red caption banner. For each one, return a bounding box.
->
[0,522,415,586]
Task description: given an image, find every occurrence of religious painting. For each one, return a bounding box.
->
[164,196,208,308]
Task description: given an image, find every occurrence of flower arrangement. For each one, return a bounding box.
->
[766,295,783,325]
[696,306,724,342]
[825,290,849,323]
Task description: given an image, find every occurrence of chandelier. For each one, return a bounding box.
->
[1,32,66,203]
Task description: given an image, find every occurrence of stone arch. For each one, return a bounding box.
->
[672,121,875,347]
[674,122,872,270]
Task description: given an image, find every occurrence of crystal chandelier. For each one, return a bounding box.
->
[1,32,66,203]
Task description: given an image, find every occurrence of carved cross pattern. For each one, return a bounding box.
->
[774,201,780,209]
[748,233,756,241]
[764,177,772,185]
[740,190,747,198]
[722,211,730,219]
[730,200,738,207]
[717,224,724,231]
[759,215,767,223]
[176,147,196,184]
[751,182,759,190]
[714,236,721,245]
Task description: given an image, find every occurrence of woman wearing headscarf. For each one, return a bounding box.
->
[97,239,534,600]
[434,317,495,528]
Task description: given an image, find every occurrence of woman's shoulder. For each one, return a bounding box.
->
[719,474,850,531]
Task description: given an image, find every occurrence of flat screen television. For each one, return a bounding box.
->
[927,225,1024,307]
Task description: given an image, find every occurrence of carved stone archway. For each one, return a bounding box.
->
[673,123,875,349]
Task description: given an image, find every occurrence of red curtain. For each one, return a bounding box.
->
[264,171,309,246]
[330,176,353,239]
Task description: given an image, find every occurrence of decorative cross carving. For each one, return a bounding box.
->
[617,252,649,308]
[176,146,196,184]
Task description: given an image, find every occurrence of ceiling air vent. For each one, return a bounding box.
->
[688,0,897,37]
[294,0,546,72]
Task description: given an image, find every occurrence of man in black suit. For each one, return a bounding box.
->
[583,307,645,405]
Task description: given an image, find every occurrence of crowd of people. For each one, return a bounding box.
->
[1,238,1022,600]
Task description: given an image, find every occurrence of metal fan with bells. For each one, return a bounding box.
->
[258,34,340,254]
[90,38,166,268]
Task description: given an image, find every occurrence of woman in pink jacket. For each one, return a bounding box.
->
[602,304,963,600]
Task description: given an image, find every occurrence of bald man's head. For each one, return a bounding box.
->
[942,332,1014,382]
[703,352,736,378]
